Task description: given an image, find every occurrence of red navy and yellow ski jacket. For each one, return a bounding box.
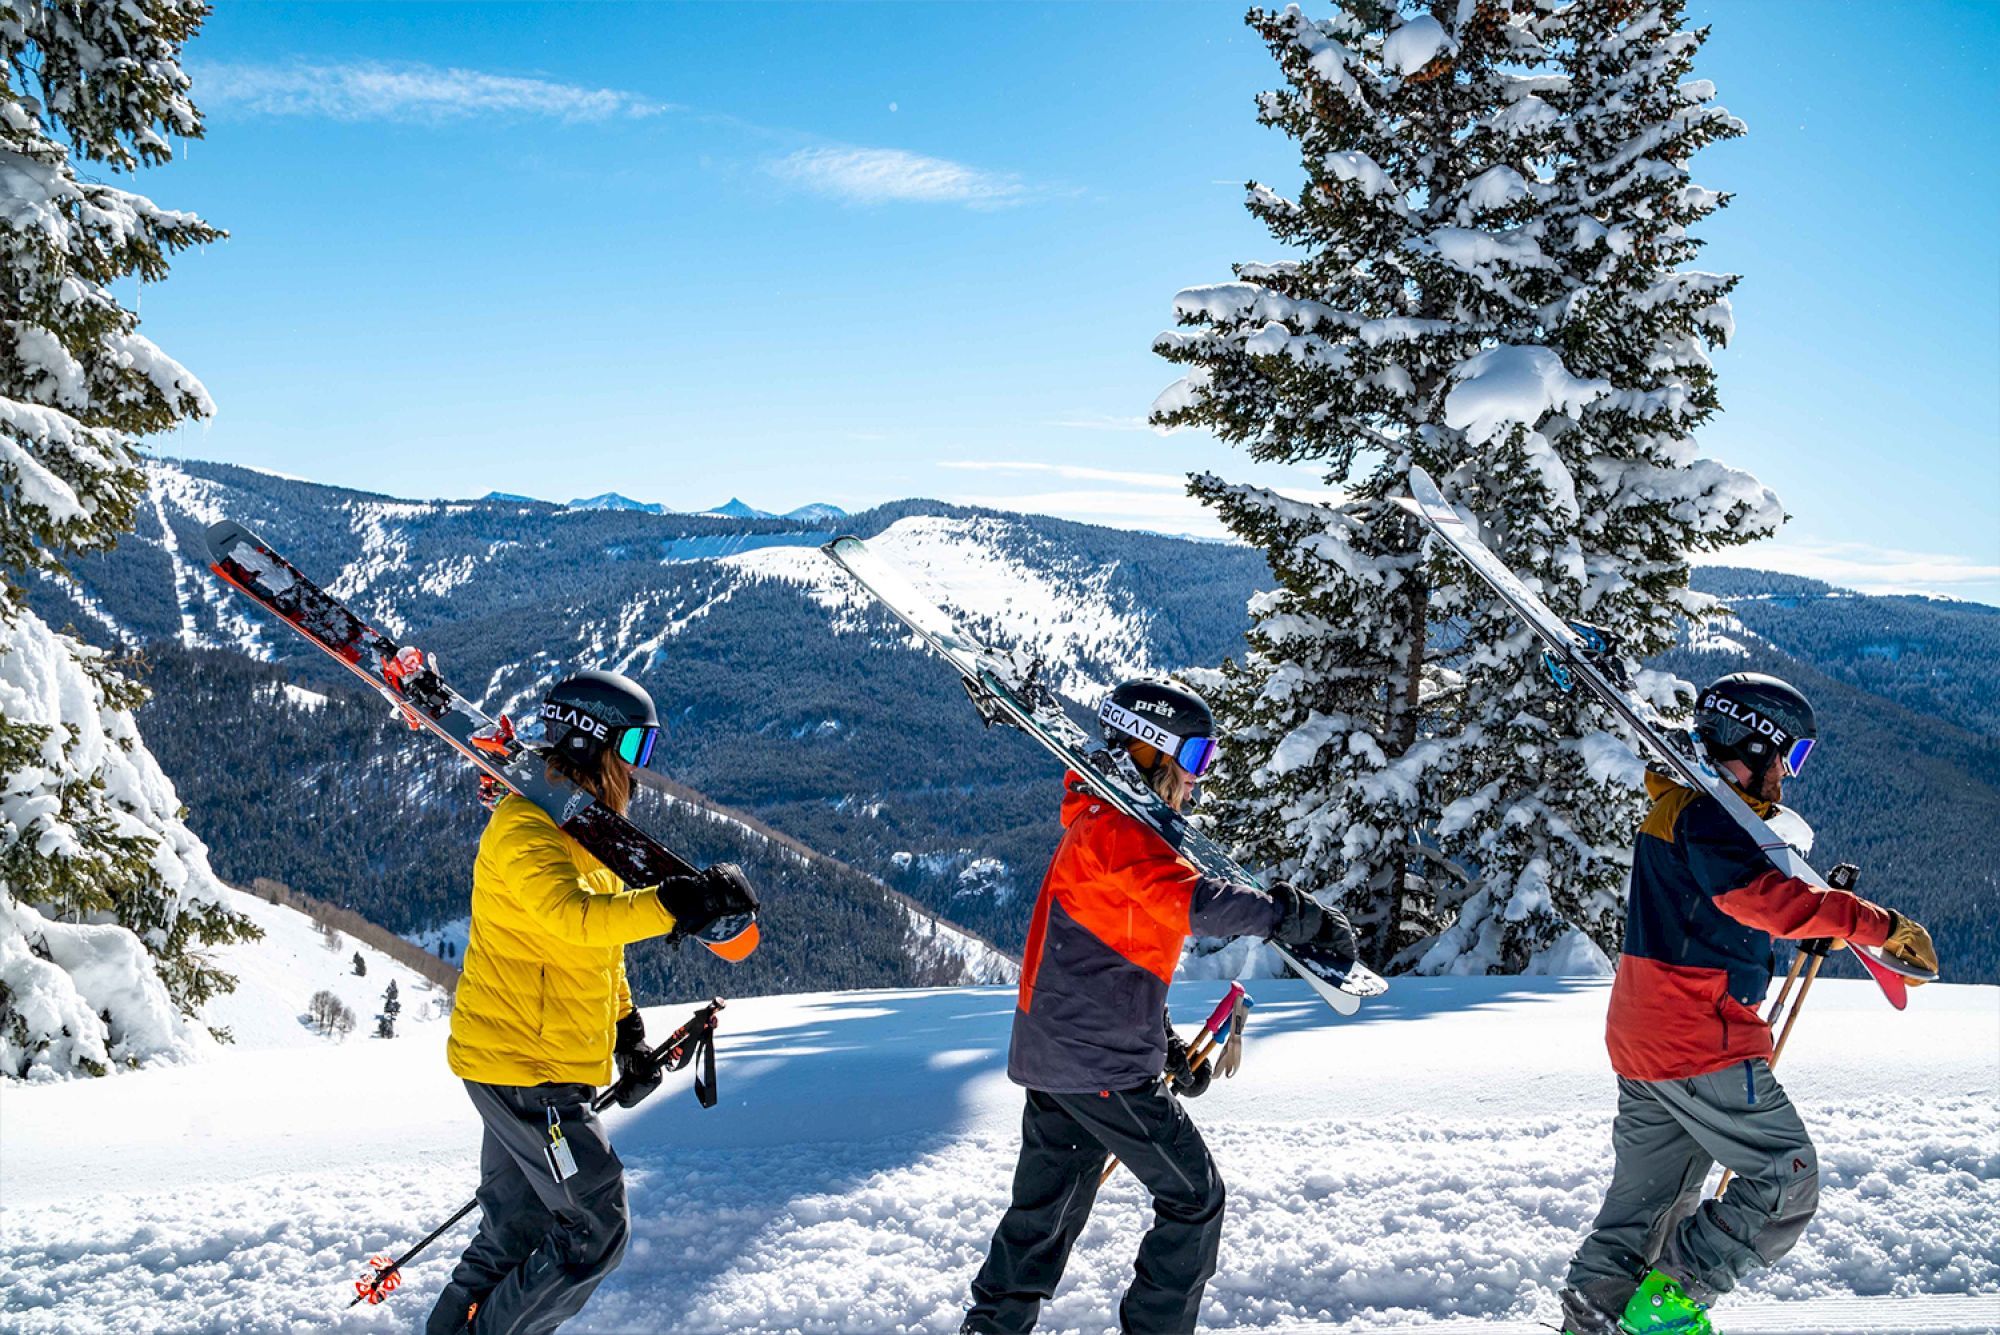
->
[1007,773,1282,1094]
[1605,772,1893,1082]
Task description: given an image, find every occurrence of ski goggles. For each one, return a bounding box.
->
[1175,734,1220,779]
[1781,736,1815,778]
[616,724,659,768]
[1099,700,1219,778]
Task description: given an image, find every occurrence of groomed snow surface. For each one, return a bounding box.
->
[3,974,1994,1334]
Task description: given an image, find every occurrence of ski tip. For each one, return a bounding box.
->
[202,519,261,562]
[821,535,865,559]
[698,916,760,963]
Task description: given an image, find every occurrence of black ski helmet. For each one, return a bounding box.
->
[1695,672,1817,780]
[1099,678,1219,777]
[540,670,660,767]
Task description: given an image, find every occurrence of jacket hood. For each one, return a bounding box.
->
[1643,768,1775,817]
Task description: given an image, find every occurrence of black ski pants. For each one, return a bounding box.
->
[965,1085,1226,1335]
[427,1080,629,1335]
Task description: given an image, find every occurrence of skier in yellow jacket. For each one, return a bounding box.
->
[428,671,758,1335]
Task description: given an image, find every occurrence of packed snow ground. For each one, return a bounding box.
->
[3,972,1994,1333]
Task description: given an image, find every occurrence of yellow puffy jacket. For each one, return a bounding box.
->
[447,794,678,1087]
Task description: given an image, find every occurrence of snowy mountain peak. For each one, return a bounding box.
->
[722,513,1159,706]
[568,492,668,514]
[701,498,774,519]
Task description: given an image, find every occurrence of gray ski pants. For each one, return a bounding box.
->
[1567,1059,1819,1309]
[427,1080,629,1335]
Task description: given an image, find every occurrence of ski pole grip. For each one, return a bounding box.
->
[1802,937,1836,957]
[1200,981,1246,1038]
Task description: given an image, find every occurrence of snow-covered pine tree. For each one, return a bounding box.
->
[1,0,258,1080]
[1154,1,1778,972]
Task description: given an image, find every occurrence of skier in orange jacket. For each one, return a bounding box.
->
[964,679,1353,1334]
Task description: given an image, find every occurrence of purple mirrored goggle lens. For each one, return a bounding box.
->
[1782,736,1815,778]
[616,725,658,768]
[1176,735,1219,779]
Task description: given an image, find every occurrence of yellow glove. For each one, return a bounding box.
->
[1881,910,1937,982]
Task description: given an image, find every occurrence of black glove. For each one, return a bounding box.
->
[610,1009,663,1108]
[1164,1029,1212,1099]
[1313,902,1360,961]
[1827,862,1860,891]
[666,862,760,939]
[1268,881,1324,945]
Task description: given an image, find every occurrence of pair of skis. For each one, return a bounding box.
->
[202,522,759,962]
[822,538,1390,1016]
[1395,466,1936,1004]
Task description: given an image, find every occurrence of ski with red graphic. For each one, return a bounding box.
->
[202,520,758,963]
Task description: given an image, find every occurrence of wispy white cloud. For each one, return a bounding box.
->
[1694,538,2000,598]
[937,459,1343,539]
[1040,413,1162,433]
[945,486,1223,537]
[766,146,1030,208]
[939,460,1188,490]
[194,61,673,123]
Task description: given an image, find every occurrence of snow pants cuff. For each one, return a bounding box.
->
[1567,1061,1818,1307]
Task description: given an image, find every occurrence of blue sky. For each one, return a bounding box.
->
[131,2,1998,599]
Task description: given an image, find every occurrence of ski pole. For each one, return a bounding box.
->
[1714,939,1832,1198]
[1762,948,1810,1029]
[1100,983,1246,1188]
[349,997,727,1307]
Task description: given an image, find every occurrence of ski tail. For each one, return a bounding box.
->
[1849,946,1911,1010]
[697,914,760,963]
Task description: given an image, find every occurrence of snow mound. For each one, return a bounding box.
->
[1445,345,1612,446]
[1383,15,1449,75]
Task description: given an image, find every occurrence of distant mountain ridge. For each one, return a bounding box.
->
[33,457,1998,986]
[561,491,847,522]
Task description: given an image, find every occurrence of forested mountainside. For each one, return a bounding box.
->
[133,643,1014,1004]
[34,461,2000,985]
[1668,570,2000,986]
[1692,567,2000,739]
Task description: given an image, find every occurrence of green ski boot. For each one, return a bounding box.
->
[1619,1269,1714,1334]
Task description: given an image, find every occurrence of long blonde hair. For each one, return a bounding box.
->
[546,745,633,815]
[1122,740,1182,805]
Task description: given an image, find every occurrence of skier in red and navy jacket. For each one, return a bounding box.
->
[1560,674,1938,1335]
[961,680,1354,1335]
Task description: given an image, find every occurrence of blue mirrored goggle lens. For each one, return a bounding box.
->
[1176,735,1218,779]
[617,725,658,767]
[1782,736,1815,778]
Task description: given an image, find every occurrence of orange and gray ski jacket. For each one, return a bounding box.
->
[1605,772,1893,1082]
[1007,773,1281,1093]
